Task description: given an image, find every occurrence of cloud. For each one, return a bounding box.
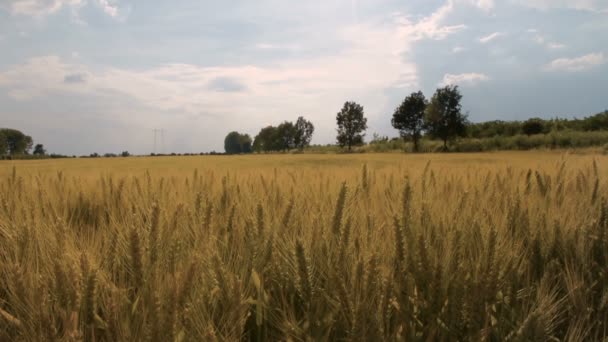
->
[0,1,471,152]
[5,0,80,17]
[410,0,467,40]
[97,0,117,17]
[512,0,608,12]
[531,33,545,44]
[543,53,607,72]
[452,46,466,53]
[0,10,422,145]
[255,43,281,50]
[207,77,247,92]
[255,43,302,52]
[4,0,119,18]
[547,42,566,49]
[439,73,489,86]
[64,72,87,83]
[479,32,504,44]
[527,30,567,50]
[469,0,495,11]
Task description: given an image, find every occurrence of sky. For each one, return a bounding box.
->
[0,0,607,155]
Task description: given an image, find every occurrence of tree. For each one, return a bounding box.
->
[224,131,253,154]
[336,101,368,151]
[424,85,468,151]
[392,91,427,152]
[522,118,545,136]
[33,144,46,155]
[121,151,130,157]
[0,129,33,155]
[276,121,297,151]
[294,116,315,150]
[254,118,313,152]
[224,131,242,154]
[0,131,7,156]
[253,126,279,152]
[240,134,253,153]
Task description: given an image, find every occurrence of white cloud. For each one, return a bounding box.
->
[399,0,467,40]
[469,0,495,11]
[452,46,466,53]
[527,30,567,50]
[4,0,119,18]
[547,42,566,49]
[531,33,544,44]
[0,1,469,152]
[513,0,608,12]
[255,43,302,51]
[6,0,80,17]
[97,0,117,17]
[479,32,504,43]
[0,13,423,147]
[255,43,279,50]
[0,1,468,110]
[439,72,489,86]
[543,53,607,72]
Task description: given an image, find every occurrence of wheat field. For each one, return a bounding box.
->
[0,151,607,341]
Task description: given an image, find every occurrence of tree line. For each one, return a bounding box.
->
[225,84,608,154]
[225,117,314,154]
[0,128,47,157]
[4,84,607,158]
[224,85,468,153]
[467,112,608,139]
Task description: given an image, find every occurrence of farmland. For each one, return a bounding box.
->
[0,151,607,340]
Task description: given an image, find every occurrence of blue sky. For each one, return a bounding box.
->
[0,0,607,155]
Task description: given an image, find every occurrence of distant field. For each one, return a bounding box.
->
[1,151,607,340]
[1,149,603,176]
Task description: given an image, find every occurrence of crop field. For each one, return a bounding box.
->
[1,151,607,341]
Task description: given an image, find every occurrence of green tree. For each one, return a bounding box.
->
[224,131,243,154]
[467,120,522,138]
[240,134,253,153]
[294,116,315,150]
[253,126,280,152]
[391,91,427,152]
[277,121,297,151]
[0,128,33,155]
[336,101,368,151]
[581,111,608,131]
[424,85,468,151]
[0,130,7,155]
[224,131,253,154]
[522,118,545,136]
[33,144,46,155]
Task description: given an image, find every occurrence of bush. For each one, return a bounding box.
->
[522,118,546,136]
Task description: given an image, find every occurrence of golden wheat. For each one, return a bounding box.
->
[0,151,606,340]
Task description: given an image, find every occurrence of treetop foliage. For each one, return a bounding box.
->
[33,144,46,155]
[424,85,468,150]
[224,131,253,154]
[392,91,427,152]
[336,101,368,151]
[253,116,315,152]
[0,128,34,155]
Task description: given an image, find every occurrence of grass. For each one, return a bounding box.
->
[0,151,607,341]
[303,130,608,153]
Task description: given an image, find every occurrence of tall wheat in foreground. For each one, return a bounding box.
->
[0,152,606,341]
